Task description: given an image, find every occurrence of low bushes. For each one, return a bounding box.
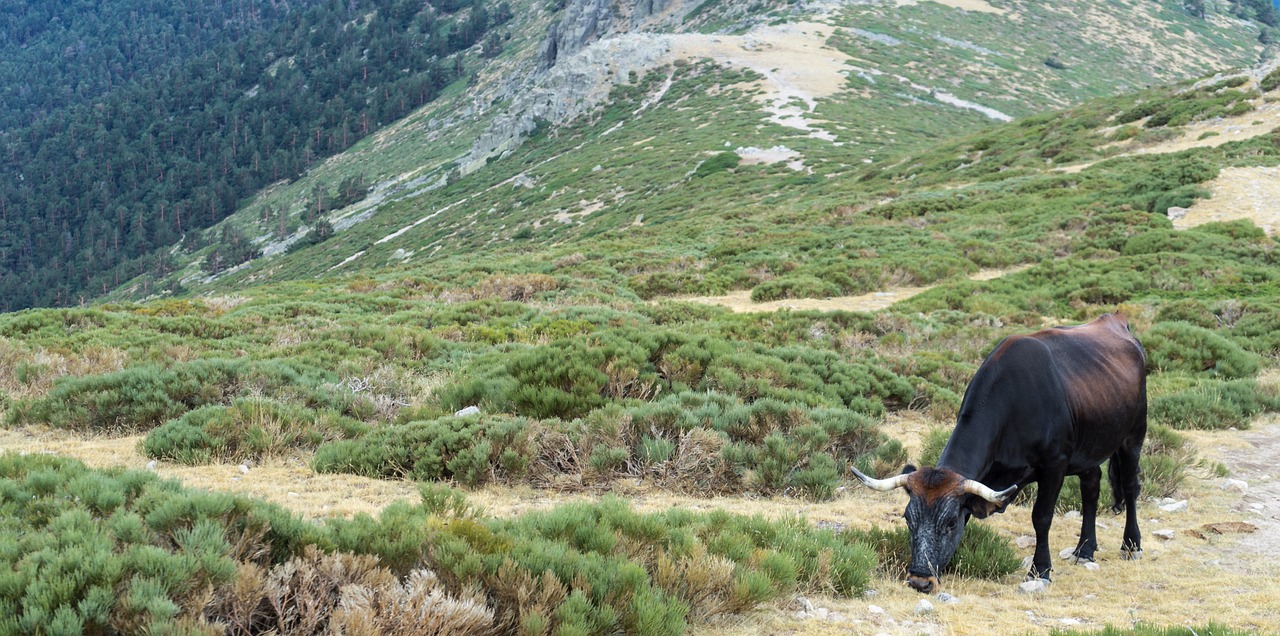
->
[1150,378,1280,430]
[433,328,916,421]
[143,398,369,465]
[0,454,885,636]
[849,522,1020,581]
[7,358,371,434]
[0,453,322,635]
[313,393,908,499]
[1141,322,1260,379]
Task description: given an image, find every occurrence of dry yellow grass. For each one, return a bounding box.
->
[674,266,1030,313]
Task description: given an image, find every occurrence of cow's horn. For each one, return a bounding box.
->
[961,479,1018,503]
[849,465,911,491]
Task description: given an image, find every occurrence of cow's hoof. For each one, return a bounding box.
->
[1120,548,1143,561]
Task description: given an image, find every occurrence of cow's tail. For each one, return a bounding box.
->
[1107,453,1126,514]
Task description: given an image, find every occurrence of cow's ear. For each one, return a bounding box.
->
[964,493,1011,519]
[901,464,917,475]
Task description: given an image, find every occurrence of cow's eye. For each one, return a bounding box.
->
[945,517,958,531]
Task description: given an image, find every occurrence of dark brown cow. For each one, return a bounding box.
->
[852,313,1147,592]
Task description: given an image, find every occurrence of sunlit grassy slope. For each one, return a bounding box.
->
[104,0,1268,300]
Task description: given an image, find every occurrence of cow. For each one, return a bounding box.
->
[851,313,1147,593]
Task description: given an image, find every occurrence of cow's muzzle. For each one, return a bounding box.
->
[906,574,939,594]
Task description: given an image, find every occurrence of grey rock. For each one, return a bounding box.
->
[1222,478,1248,493]
[936,592,960,604]
[1018,579,1049,594]
[1063,510,1081,520]
[1159,500,1188,513]
[915,599,935,615]
[455,405,481,417]
[1154,529,1176,540]
[1059,547,1077,559]
[867,605,885,615]
[796,596,815,613]
[1015,535,1036,549]
[814,607,829,620]
[1083,561,1100,571]
[145,460,158,471]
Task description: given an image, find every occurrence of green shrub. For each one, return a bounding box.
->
[1141,322,1259,378]
[918,426,952,467]
[142,398,367,464]
[849,522,1019,581]
[8,359,368,433]
[313,414,533,485]
[0,454,320,635]
[1150,378,1280,430]
[694,152,740,178]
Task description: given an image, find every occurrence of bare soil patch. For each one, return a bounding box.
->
[665,22,850,139]
[894,0,1007,14]
[1175,165,1280,236]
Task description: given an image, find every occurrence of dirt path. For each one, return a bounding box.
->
[674,265,1028,313]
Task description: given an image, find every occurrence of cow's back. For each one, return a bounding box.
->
[944,313,1146,478]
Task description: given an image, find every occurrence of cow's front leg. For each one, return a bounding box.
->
[1072,466,1101,563]
[1029,472,1064,581]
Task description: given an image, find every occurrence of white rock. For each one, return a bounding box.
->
[1063,510,1081,520]
[1022,556,1035,569]
[1059,547,1077,559]
[1019,579,1049,594]
[814,608,829,620]
[145,460,158,471]
[287,491,300,498]
[829,612,846,622]
[1249,503,1265,510]
[238,463,250,474]
[863,589,880,597]
[1154,529,1176,540]
[1015,535,1036,549]
[1083,562,1100,571]
[454,405,481,417]
[1060,618,1082,626]
[1161,497,1176,505]
[868,605,885,615]
[936,592,960,604]
[794,611,809,620]
[1159,500,1188,513]
[1221,479,1248,493]
[915,599,935,614]
[796,596,815,613]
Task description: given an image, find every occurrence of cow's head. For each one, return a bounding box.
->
[850,465,1016,594]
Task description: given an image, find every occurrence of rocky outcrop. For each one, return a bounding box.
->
[464,33,673,174]
[539,0,617,69]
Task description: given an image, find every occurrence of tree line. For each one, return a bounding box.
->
[0,0,511,310]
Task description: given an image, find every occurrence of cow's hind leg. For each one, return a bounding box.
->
[1113,446,1143,560]
[1071,466,1101,563]
[1029,471,1064,581]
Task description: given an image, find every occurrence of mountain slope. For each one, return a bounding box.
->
[114,0,1273,301]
